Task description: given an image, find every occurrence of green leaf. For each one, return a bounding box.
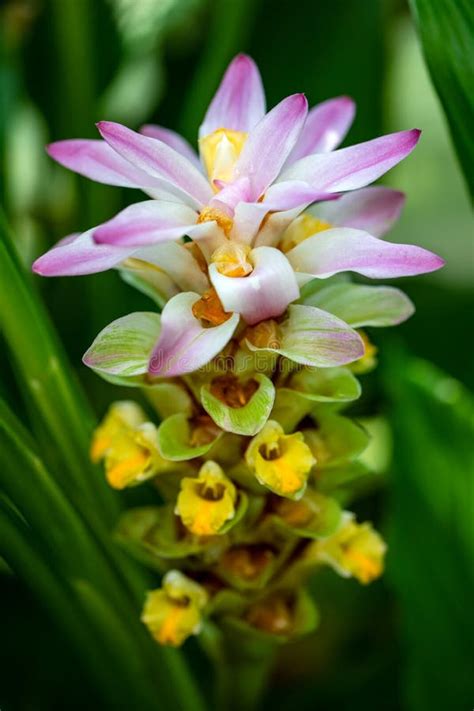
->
[201,373,275,436]
[384,355,474,709]
[409,0,474,197]
[0,399,206,711]
[83,312,160,376]
[303,283,415,327]
[0,214,116,521]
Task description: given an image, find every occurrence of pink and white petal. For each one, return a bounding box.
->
[286,227,445,279]
[230,202,268,244]
[137,242,209,294]
[263,180,339,211]
[254,206,305,248]
[231,182,337,245]
[32,229,135,277]
[209,247,300,325]
[187,220,229,262]
[199,54,266,137]
[234,94,308,201]
[279,129,421,192]
[314,187,405,237]
[148,292,239,377]
[47,139,169,189]
[288,96,356,162]
[139,124,201,169]
[97,121,213,206]
[93,200,199,247]
[210,176,253,213]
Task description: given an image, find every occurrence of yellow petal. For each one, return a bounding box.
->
[104,422,164,490]
[176,461,237,536]
[246,420,315,498]
[141,571,208,647]
[90,401,147,462]
[315,513,386,584]
[350,330,378,374]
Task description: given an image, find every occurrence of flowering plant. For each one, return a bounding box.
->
[29,52,446,703]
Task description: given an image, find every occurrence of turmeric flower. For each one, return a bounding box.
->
[32,53,444,652]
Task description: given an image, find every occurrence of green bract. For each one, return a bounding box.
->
[157,413,222,461]
[200,374,275,436]
[83,312,160,376]
[271,367,361,431]
[302,283,414,327]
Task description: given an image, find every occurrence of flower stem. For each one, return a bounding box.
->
[202,622,276,711]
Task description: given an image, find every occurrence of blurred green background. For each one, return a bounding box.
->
[1,0,472,709]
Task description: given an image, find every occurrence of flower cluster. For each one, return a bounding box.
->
[34,55,443,647]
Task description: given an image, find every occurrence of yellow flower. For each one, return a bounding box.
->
[279,214,333,253]
[199,128,247,186]
[315,513,386,584]
[104,422,166,490]
[245,420,316,499]
[176,461,237,536]
[141,571,208,647]
[90,401,147,462]
[350,331,378,374]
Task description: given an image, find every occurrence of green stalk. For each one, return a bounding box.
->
[0,501,125,707]
[49,0,96,137]
[0,212,118,523]
[0,216,150,605]
[0,397,207,711]
[202,623,276,711]
[0,500,167,708]
[0,397,132,610]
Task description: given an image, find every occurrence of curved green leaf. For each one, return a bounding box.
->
[409,0,474,196]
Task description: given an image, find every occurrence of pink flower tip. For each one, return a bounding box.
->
[286,93,308,112]
[233,52,254,64]
[337,95,356,106]
[31,257,44,275]
[45,141,69,160]
[96,120,120,137]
